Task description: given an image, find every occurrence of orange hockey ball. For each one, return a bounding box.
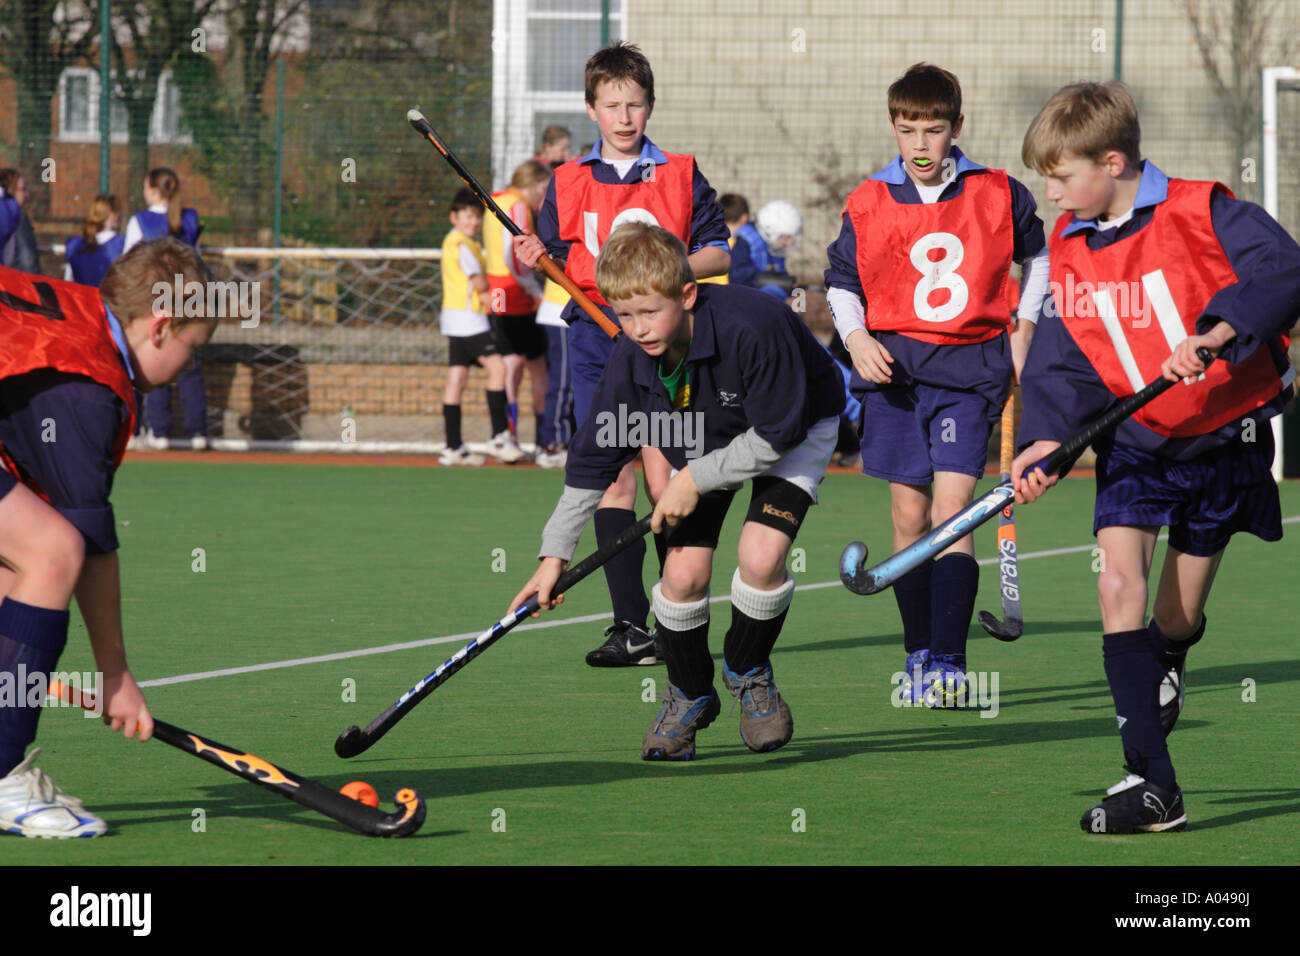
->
[340,780,380,808]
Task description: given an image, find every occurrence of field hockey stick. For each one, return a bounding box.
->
[977,390,1024,641]
[335,513,655,758]
[840,348,1216,595]
[48,680,425,837]
[406,108,621,340]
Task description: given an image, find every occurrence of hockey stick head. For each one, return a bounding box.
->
[335,725,367,759]
[839,541,881,595]
[977,609,1023,642]
[371,786,427,838]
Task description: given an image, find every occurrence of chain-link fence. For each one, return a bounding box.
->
[4,1,1298,451]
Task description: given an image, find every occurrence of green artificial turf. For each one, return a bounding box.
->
[9,460,1299,865]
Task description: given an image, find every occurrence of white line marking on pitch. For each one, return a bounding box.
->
[141,514,1300,688]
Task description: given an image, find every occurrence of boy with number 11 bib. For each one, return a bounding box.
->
[826,63,1049,707]
[1013,81,1300,833]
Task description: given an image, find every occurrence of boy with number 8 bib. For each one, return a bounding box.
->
[1013,81,1300,833]
[510,223,843,760]
[825,63,1049,707]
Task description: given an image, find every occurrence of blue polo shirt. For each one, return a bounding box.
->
[564,283,845,490]
[67,234,127,288]
[132,208,201,246]
[824,147,1046,403]
[0,195,18,254]
[535,135,731,326]
[1019,161,1300,460]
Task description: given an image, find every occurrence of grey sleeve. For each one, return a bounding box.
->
[539,485,606,562]
[687,428,784,494]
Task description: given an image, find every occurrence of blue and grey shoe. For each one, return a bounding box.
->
[923,654,970,709]
[899,649,931,704]
[641,683,721,761]
[722,661,794,753]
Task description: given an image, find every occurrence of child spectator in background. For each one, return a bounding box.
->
[124,168,208,450]
[65,195,126,288]
[440,187,522,466]
[534,125,574,170]
[485,160,553,449]
[0,169,40,275]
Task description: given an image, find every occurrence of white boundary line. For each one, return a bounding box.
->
[140,516,1300,688]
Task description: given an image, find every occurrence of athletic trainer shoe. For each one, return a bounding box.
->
[487,430,525,464]
[585,621,658,667]
[1080,769,1187,834]
[923,654,969,709]
[534,444,568,469]
[899,649,931,704]
[642,683,721,761]
[1159,660,1186,736]
[439,444,486,467]
[0,749,107,838]
[722,661,794,753]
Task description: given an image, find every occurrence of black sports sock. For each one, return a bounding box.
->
[443,404,462,450]
[657,624,714,700]
[930,553,979,665]
[1149,615,1206,671]
[1103,629,1176,792]
[893,563,932,656]
[0,599,71,777]
[723,607,789,676]
[486,390,509,437]
[595,508,649,627]
[723,570,795,675]
[535,414,545,446]
[652,583,713,699]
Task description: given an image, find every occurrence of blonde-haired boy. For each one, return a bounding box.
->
[1013,81,1300,833]
[510,223,845,760]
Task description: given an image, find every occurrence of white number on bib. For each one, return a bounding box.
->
[1093,269,1200,389]
[583,208,662,258]
[910,232,969,322]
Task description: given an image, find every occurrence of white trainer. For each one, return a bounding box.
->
[0,749,107,838]
[439,444,486,467]
[534,444,568,469]
[488,430,525,464]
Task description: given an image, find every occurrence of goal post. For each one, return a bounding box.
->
[1262,66,1300,480]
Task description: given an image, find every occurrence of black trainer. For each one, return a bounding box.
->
[585,621,659,667]
[1080,769,1187,834]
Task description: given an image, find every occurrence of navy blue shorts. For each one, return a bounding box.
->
[859,382,997,485]
[0,467,15,500]
[1094,429,1282,557]
[569,312,619,428]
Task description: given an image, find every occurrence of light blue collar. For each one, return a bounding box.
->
[579,135,667,167]
[103,303,135,381]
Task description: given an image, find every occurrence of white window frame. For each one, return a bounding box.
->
[491,0,625,189]
[58,66,191,145]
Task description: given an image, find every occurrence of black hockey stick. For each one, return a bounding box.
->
[49,681,425,837]
[406,108,621,339]
[840,349,1215,595]
[335,514,655,758]
[978,391,1023,640]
